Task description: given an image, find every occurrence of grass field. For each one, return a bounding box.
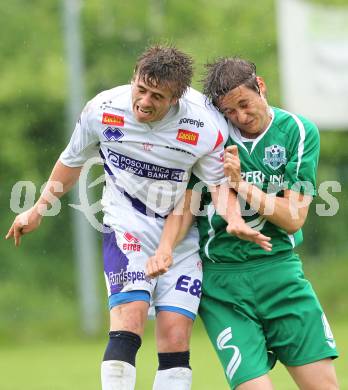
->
[0,318,345,390]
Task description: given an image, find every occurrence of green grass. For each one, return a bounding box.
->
[0,319,346,390]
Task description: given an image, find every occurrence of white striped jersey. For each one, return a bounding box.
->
[60,86,228,221]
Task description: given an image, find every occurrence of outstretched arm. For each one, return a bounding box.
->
[6,160,82,246]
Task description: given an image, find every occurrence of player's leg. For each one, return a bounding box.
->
[256,255,339,390]
[286,358,338,390]
[199,262,276,390]
[153,310,194,390]
[101,297,150,390]
[101,223,155,390]
[235,375,274,389]
[152,231,202,390]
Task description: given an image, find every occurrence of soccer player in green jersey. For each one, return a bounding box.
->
[189,57,339,389]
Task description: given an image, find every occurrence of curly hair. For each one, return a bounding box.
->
[133,45,193,99]
[203,57,259,106]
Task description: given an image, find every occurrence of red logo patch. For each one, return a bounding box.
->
[122,232,141,252]
[123,232,139,243]
[102,113,124,127]
[176,129,199,145]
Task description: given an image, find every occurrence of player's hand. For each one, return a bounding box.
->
[5,206,43,247]
[145,250,173,278]
[227,216,272,252]
[224,145,242,189]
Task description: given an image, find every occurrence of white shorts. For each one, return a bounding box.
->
[103,203,202,319]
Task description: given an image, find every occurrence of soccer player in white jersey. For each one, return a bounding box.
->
[6,46,270,390]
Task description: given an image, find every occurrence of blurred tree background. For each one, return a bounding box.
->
[1,0,347,347]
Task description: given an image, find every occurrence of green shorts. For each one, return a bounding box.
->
[199,254,338,389]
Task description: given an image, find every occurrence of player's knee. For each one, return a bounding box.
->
[158,351,191,370]
[159,319,191,351]
[162,328,190,351]
[103,330,142,366]
[110,302,147,336]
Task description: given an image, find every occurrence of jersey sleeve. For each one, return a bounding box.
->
[59,100,100,167]
[187,173,200,190]
[192,116,229,186]
[284,117,320,195]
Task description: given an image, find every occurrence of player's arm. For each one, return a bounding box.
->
[210,183,272,251]
[146,191,190,278]
[174,189,197,245]
[224,145,312,233]
[6,160,82,246]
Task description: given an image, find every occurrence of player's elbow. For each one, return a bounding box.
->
[283,218,305,234]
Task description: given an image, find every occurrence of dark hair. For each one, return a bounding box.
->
[133,45,193,99]
[203,57,259,106]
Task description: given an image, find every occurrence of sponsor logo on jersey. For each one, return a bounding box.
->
[165,145,195,157]
[241,170,285,187]
[143,142,153,151]
[102,112,125,126]
[107,149,186,182]
[176,129,199,145]
[263,144,287,170]
[122,232,141,252]
[178,117,204,128]
[103,127,124,141]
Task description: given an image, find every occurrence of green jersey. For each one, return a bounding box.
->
[190,107,320,264]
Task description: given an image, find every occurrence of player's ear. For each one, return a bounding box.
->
[256,76,267,97]
[171,97,179,106]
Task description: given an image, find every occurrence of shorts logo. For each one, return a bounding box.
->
[108,270,148,285]
[263,144,287,170]
[197,260,203,271]
[102,112,125,127]
[175,275,202,297]
[122,232,141,252]
[176,129,199,145]
[321,313,336,349]
[217,327,242,381]
[103,127,124,141]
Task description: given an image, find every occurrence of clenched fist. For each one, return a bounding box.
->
[224,145,242,189]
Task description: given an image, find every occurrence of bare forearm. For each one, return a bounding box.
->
[235,181,310,233]
[210,182,240,225]
[158,212,183,252]
[35,160,82,211]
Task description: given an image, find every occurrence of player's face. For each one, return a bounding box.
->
[218,80,271,139]
[131,76,178,123]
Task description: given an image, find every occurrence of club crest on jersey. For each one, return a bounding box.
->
[263,144,287,170]
[103,127,124,141]
[102,112,125,127]
[176,129,199,145]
